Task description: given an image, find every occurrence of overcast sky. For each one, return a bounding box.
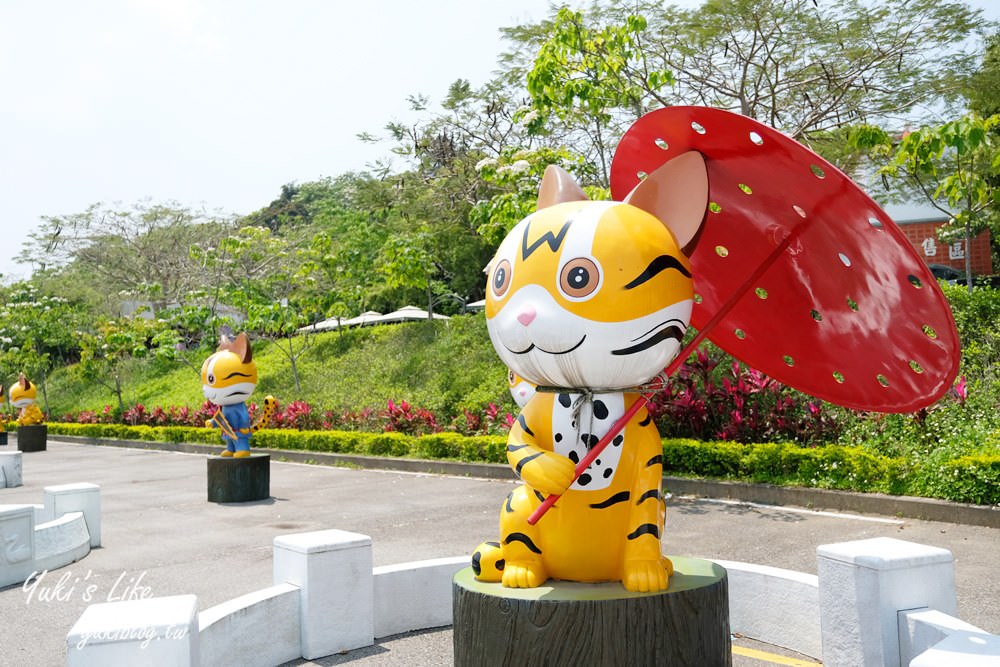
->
[1,0,995,282]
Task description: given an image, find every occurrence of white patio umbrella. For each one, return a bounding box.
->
[378,305,450,323]
[299,310,384,332]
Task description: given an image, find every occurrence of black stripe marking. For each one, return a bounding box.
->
[517,414,535,437]
[611,326,685,356]
[505,532,543,554]
[486,541,500,548]
[624,254,692,289]
[590,491,630,509]
[505,492,515,513]
[471,550,482,575]
[515,452,543,476]
[522,219,572,260]
[627,524,661,540]
[639,413,653,427]
[533,490,546,503]
[222,371,254,380]
[637,489,661,505]
[646,455,663,467]
[507,443,529,453]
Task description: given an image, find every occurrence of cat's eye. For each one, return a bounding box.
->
[559,257,601,299]
[491,259,512,298]
[507,369,516,384]
[207,373,215,384]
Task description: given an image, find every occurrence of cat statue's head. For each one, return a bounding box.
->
[9,373,37,408]
[201,331,259,406]
[485,151,708,390]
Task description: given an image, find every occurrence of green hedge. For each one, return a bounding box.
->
[45,423,999,505]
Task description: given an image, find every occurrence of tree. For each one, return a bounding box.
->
[202,226,314,393]
[851,114,1000,292]
[17,201,235,314]
[0,283,91,414]
[967,32,1000,118]
[77,316,180,413]
[505,0,989,176]
[526,9,674,185]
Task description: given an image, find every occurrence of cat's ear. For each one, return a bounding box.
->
[233,332,253,364]
[623,150,708,251]
[537,165,588,210]
[18,373,30,390]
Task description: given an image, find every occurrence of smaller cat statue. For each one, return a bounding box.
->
[201,331,277,457]
[10,374,44,426]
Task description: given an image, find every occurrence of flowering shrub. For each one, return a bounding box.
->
[649,347,843,445]
[450,403,516,436]
[383,399,440,435]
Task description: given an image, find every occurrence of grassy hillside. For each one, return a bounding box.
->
[44,313,517,419]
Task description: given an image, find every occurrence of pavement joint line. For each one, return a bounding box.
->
[732,644,821,666]
[691,496,906,525]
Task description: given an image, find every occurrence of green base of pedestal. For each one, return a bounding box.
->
[453,557,731,666]
[206,453,270,503]
[17,424,47,452]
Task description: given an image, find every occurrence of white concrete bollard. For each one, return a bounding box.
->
[909,631,1000,666]
[817,537,956,667]
[0,504,36,588]
[66,594,199,666]
[273,529,373,660]
[0,451,22,487]
[899,608,988,665]
[45,483,101,547]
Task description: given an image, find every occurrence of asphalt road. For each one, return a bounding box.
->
[1,440,997,666]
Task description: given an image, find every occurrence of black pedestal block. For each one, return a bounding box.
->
[207,453,270,503]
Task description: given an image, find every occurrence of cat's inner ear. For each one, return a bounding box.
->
[537,165,589,210]
[234,332,253,364]
[623,150,708,251]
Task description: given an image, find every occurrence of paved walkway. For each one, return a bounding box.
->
[1,440,997,666]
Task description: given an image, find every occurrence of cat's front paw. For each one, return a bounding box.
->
[622,559,670,592]
[519,452,576,496]
[501,560,548,588]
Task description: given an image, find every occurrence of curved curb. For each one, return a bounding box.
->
[48,435,1000,529]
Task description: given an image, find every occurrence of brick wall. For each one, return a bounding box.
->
[897,220,993,276]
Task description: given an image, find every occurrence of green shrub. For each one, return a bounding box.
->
[662,439,747,478]
[913,454,1000,505]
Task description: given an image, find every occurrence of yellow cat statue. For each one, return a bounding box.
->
[472,152,708,593]
[201,331,277,458]
[10,374,44,426]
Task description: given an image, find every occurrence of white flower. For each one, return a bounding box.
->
[509,160,531,174]
[519,110,540,126]
[475,158,497,172]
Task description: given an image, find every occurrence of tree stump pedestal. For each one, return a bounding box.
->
[453,556,730,667]
[0,431,7,446]
[16,424,47,452]
[206,454,270,503]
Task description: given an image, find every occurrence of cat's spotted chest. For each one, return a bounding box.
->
[549,392,626,491]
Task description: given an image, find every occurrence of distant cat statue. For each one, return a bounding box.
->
[10,374,44,426]
[472,152,708,592]
[201,331,277,458]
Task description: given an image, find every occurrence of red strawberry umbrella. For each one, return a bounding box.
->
[528,107,959,524]
[528,107,960,525]
[611,106,959,413]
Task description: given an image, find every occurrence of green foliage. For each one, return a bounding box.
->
[916,455,1000,505]
[47,421,999,504]
[852,113,1000,290]
[45,314,515,420]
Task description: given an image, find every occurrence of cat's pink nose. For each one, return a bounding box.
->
[517,306,536,327]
